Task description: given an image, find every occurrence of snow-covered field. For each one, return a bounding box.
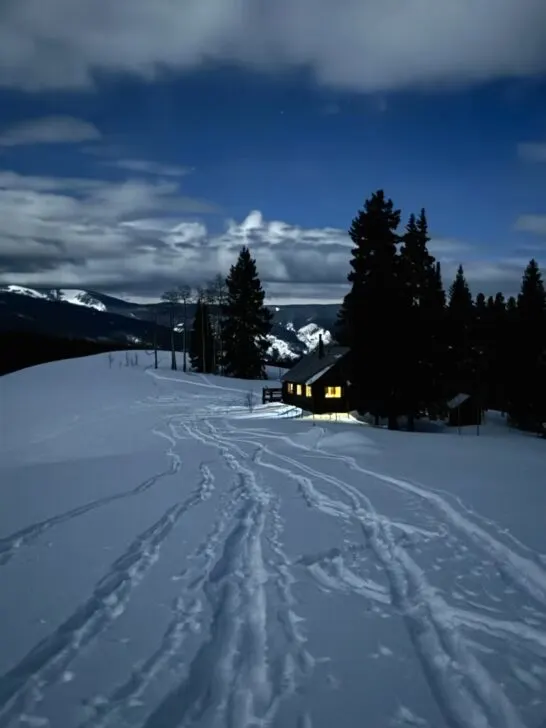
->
[1,351,546,728]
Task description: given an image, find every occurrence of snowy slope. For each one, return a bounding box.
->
[0,285,106,311]
[57,289,107,311]
[0,284,50,300]
[1,353,546,728]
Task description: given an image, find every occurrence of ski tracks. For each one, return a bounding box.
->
[0,460,215,728]
[0,425,182,568]
[206,422,542,728]
[131,418,313,728]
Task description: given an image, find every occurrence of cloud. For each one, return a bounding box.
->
[0,116,101,146]
[0,0,545,93]
[517,142,546,162]
[514,214,546,236]
[0,170,539,302]
[105,160,195,177]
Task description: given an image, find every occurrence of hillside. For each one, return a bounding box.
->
[1,352,545,727]
[0,285,340,364]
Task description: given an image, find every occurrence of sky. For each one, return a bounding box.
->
[1,1,546,305]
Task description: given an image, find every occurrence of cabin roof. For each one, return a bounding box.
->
[446,392,471,409]
[280,346,350,385]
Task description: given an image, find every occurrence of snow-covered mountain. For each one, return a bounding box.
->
[267,322,333,360]
[0,285,339,363]
[0,285,106,311]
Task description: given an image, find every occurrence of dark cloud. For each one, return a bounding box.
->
[0,0,545,92]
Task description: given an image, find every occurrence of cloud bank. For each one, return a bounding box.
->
[0,0,545,92]
[0,169,537,303]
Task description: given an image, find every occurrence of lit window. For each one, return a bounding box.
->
[325,386,342,398]
[305,385,312,397]
[296,384,302,395]
[287,383,294,393]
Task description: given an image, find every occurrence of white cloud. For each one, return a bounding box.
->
[0,116,101,146]
[106,160,195,177]
[0,169,539,302]
[0,0,545,92]
[517,142,546,162]
[514,214,546,235]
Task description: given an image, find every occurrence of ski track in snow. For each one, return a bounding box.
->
[4,376,545,728]
[128,417,316,728]
[224,423,546,609]
[0,460,214,728]
[0,426,181,568]
[203,420,534,728]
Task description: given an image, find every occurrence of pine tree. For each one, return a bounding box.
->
[447,265,475,395]
[189,299,214,373]
[222,246,273,379]
[398,208,443,428]
[337,190,402,427]
[508,259,546,430]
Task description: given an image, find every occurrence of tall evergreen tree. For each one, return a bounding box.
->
[222,246,273,379]
[508,259,546,430]
[447,265,475,395]
[398,208,444,428]
[337,190,402,428]
[189,298,214,373]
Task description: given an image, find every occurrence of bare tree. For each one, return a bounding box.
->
[161,289,181,371]
[195,285,209,372]
[177,284,192,372]
[208,273,228,375]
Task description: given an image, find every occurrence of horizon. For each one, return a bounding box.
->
[0,1,545,303]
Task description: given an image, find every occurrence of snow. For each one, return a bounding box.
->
[1,352,546,728]
[266,334,299,360]
[57,290,107,311]
[0,285,49,300]
[295,323,332,351]
[0,285,106,311]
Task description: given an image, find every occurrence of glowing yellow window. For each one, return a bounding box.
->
[325,386,342,398]
[287,383,294,393]
[305,385,312,397]
[296,384,302,395]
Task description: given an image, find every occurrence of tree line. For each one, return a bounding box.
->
[156,246,273,380]
[336,189,546,433]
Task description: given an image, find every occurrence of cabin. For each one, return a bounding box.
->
[446,392,483,428]
[280,342,352,415]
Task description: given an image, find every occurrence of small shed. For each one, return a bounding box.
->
[280,342,352,414]
[446,392,482,428]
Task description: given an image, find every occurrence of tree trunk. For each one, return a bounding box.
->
[170,310,177,370]
[201,304,206,373]
[407,412,415,432]
[388,413,399,430]
[183,300,187,372]
[153,315,158,369]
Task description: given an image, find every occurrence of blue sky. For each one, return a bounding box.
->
[1,0,546,303]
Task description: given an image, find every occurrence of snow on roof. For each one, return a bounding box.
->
[446,392,471,409]
[281,345,350,385]
[305,364,334,385]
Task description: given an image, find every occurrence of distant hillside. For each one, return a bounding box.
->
[0,285,340,363]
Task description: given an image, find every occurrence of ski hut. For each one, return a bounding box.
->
[446,392,482,428]
[281,341,351,415]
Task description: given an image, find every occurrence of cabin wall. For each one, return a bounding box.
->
[282,359,352,414]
